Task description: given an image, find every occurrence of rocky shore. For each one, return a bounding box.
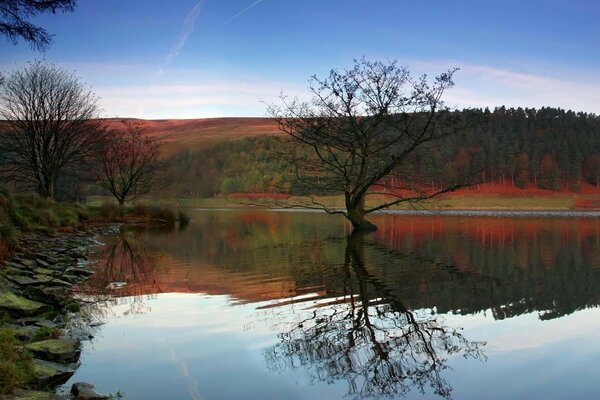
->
[0,224,121,400]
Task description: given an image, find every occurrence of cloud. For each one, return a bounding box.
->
[401,59,600,114]
[166,1,204,65]
[79,59,600,119]
[223,0,264,24]
[445,63,600,113]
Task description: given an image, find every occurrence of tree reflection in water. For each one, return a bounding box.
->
[77,229,162,318]
[265,233,486,399]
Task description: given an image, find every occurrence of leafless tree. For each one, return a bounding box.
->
[267,58,470,231]
[0,60,105,199]
[0,0,76,51]
[100,121,161,209]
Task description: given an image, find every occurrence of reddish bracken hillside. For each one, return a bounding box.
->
[103,117,281,156]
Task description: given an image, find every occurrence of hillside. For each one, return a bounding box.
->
[99,108,600,203]
[103,117,281,156]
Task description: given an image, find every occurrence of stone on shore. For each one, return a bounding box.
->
[25,339,80,363]
[32,359,76,387]
[70,382,111,400]
[0,288,49,316]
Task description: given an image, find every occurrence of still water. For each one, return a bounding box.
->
[63,210,600,399]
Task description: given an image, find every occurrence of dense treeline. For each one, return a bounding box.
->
[160,136,296,197]
[443,106,600,191]
[158,107,600,197]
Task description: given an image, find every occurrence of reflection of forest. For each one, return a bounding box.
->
[82,211,600,321]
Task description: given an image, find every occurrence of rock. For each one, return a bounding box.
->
[32,359,76,387]
[33,267,56,276]
[30,274,72,287]
[2,266,35,276]
[35,258,51,268]
[19,259,37,268]
[3,388,67,399]
[6,275,41,286]
[15,317,58,329]
[64,266,94,277]
[70,382,111,400]
[26,339,80,363]
[4,261,34,272]
[0,288,49,316]
[23,286,70,305]
[3,324,37,340]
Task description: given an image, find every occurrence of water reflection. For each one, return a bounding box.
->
[72,210,600,399]
[265,233,486,399]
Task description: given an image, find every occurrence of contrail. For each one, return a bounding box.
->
[166,0,204,65]
[224,0,264,24]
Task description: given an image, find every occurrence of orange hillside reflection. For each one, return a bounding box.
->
[77,210,600,322]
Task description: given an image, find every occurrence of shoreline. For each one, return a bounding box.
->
[0,223,121,400]
[191,206,600,218]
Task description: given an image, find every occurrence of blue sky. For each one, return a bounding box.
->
[2,0,600,118]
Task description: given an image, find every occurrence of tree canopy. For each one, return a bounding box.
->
[0,60,104,199]
[0,0,76,50]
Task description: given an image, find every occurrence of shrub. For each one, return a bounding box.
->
[178,210,191,225]
[99,201,122,220]
[132,203,177,223]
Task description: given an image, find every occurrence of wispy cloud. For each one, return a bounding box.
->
[223,0,264,25]
[166,1,204,65]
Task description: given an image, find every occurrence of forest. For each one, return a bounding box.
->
[155,106,600,198]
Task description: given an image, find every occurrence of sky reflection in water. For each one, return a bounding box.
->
[63,210,600,399]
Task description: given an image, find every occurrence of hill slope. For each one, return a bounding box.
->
[103,117,281,156]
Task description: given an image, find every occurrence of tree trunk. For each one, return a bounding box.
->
[345,192,377,232]
[118,199,125,218]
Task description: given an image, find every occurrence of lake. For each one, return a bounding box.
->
[61,209,600,399]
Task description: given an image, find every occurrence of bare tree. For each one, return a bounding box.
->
[0,60,105,199]
[0,0,76,51]
[267,58,470,231]
[100,121,161,209]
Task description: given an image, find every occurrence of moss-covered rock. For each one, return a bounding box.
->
[32,359,75,387]
[25,339,80,363]
[70,382,111,400]
[0,289,49,316]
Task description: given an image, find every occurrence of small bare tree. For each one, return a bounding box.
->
[0,0,77,51]
[100,121,160,210]
[268,58,469,231]
[0,60,105,199]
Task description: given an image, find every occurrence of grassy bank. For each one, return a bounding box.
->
[87,192,600,212]
[0,188,88,262]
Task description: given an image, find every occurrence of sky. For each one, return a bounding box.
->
[2,0,600,119]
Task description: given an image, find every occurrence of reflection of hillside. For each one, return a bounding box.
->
[84,211,600,321]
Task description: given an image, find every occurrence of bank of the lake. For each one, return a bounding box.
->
[0,221,120,399]
[85,190,600,213]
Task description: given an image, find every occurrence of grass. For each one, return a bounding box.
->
[0,187,89,262]
[436,194,575,210]
[0,329,34,395]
